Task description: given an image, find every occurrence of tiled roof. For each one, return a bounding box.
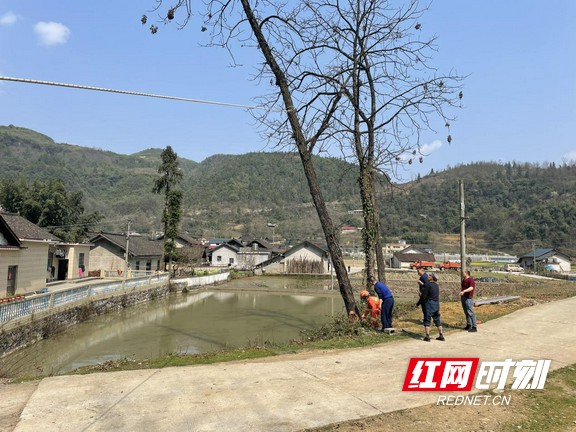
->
[393,252,436,262]
[285,241,329,257]
[177,233,202,246]
[90,232,163,257]
[0,212,60,242]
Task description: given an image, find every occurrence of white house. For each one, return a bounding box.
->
[211,239,277,270]
[518,248,572,273]
[283,241,330,274]
[211,243,240,268]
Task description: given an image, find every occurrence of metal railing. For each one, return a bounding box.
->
[0,273,170,326]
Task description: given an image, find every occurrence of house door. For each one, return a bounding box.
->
[57,259,69,281]
[7,266,17,296]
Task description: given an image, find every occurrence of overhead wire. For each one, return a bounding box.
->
[0,75,268,111]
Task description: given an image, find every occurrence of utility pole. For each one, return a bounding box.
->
[459,180,467,279]
[124,220,131,280]
[532,240,536,273]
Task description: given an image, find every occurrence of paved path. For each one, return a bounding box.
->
[5,296,576,432]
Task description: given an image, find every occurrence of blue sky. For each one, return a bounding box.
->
[1,1,575,180]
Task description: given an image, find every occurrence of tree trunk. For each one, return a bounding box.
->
[240,0,358,315]
[358,165,376,288]
[299,150,358,313]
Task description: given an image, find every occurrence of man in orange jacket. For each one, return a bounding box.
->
[360,290,382,328]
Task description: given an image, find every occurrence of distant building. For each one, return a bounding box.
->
[257,241,331,274]
[89,232,163,276]
[210,238,277,270]
[283,241,330,274]
[340,225,358,234]
[518,248,571,273]
[383,241,410,255]
[391,246,435,269]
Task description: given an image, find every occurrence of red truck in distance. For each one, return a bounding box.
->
[438,261,462,271]
[409,261,435,270]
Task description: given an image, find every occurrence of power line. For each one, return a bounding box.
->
[0,75,266,111]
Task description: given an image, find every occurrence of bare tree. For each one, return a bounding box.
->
[143,0,359,314]
[259,0,464,284]
[143,0,462,310]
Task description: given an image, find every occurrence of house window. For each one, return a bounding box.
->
[79,253,85,267]
[146,261,152,271]
[135,261,140,270]
[156,260,161,271]
[229,258,235,264]
[216,256,222,262]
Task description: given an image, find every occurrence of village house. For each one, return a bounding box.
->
[210,238,277,270]
[518,248,572,273]
[383,241,411,255]
[47,241,93,282]
[0,211,60,297]
[257,241,331,274]
[88,232,163,276]
[211,243,240,268]
[156,232,206,267]
[390,246,436,269]
[283,241,331,273]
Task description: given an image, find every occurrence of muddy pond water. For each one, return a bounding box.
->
[1,277,346,378]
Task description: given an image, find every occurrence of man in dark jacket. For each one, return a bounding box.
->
[416,273,445,342]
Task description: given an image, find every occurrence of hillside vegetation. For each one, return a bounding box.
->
[1,125,575,256]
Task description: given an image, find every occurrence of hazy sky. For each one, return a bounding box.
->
[1,1,575,180]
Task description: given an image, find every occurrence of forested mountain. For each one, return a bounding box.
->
[381,162,576,256]
[1,125,575,256]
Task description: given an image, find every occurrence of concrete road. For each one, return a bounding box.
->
[6,296,576,432]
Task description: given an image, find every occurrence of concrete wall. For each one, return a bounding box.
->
[89,242,126,274]
[171,272,229,289]
[236,252,271,270]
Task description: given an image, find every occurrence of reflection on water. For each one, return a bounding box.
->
[0,277,344,378]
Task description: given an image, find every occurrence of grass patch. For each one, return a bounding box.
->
[503,364,576,432]
[306,364,576,432]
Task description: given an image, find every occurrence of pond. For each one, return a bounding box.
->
[0,277,344,378]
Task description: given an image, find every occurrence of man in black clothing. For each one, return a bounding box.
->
[416,273,445,342]
[416,268,428,321]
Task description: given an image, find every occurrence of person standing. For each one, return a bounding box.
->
[460,269,478,332]
[416,268,429,319]
[369,275,394,331]
[416,273,444,342]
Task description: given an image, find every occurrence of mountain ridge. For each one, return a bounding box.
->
[1,124,575,255]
